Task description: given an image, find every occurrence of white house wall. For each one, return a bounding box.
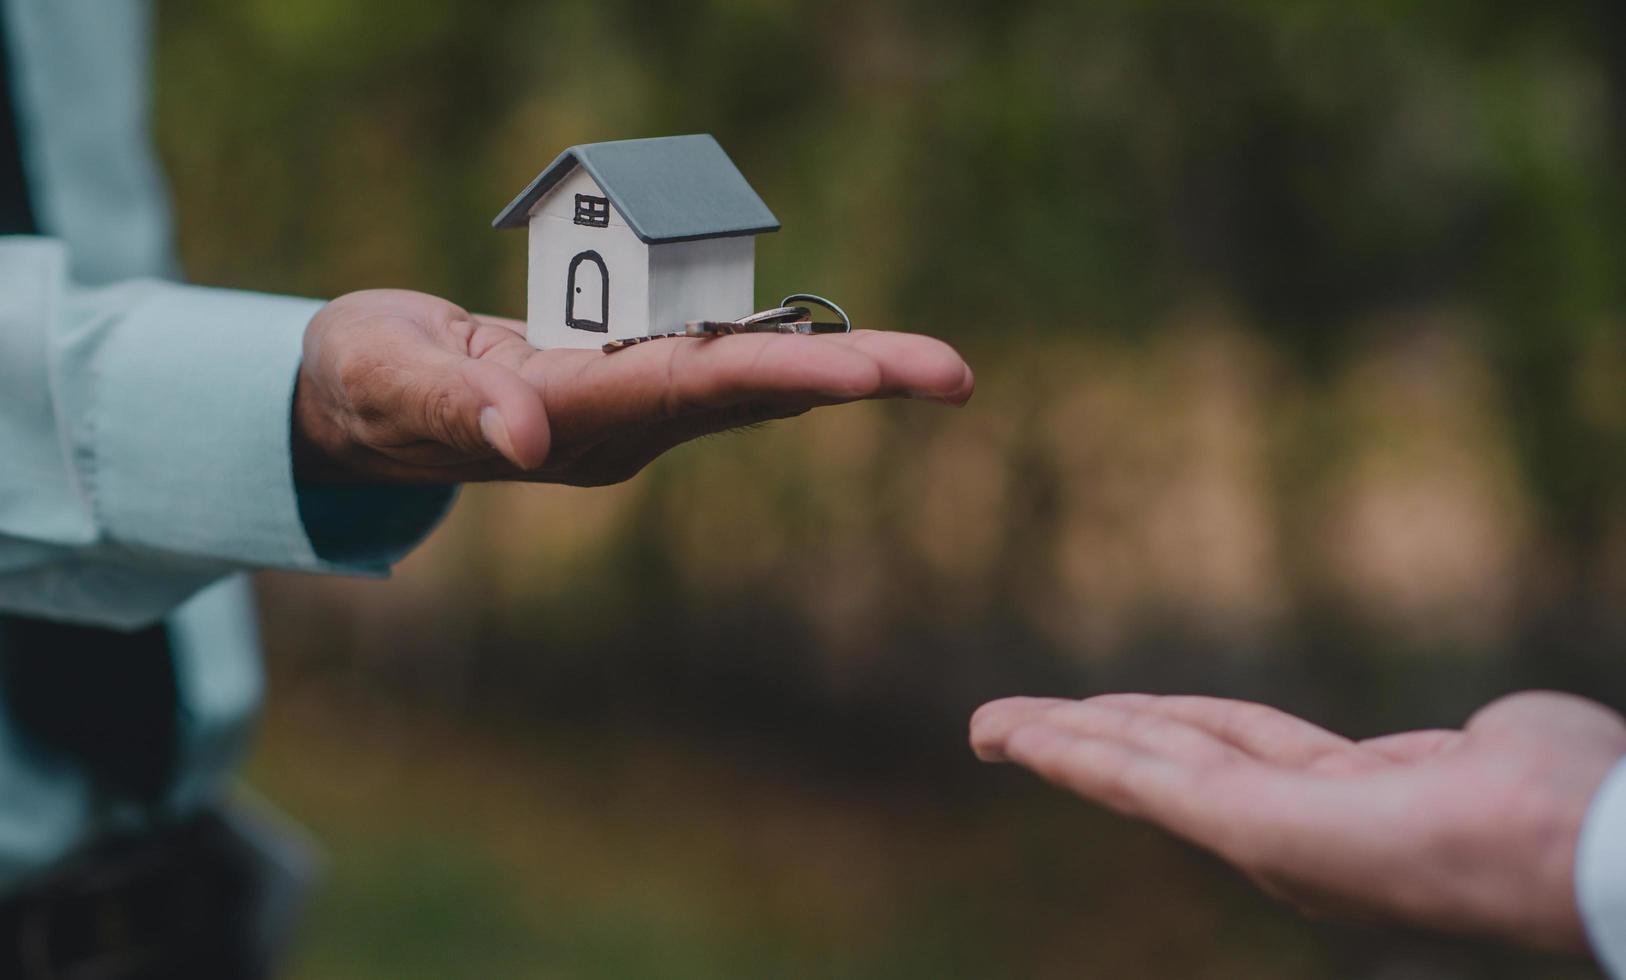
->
[646,236,755,334]
[527,167,650,349]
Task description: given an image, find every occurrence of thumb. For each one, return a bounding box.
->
[457,359,552,470]
[305,291,553,477]
[407,357,551,470]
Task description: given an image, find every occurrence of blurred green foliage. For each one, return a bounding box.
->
[156,0,1626,539]
[153,0,1626,976]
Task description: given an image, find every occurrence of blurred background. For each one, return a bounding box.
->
[155,0,1626,976]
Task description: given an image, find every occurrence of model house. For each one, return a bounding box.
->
[492,134,781,349]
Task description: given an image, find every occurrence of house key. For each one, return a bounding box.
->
[599,308,796,352]
[602,293,852,353]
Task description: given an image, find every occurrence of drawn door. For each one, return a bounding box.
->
[566,250,608,333]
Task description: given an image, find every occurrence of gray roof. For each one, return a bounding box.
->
[491,134,780,244]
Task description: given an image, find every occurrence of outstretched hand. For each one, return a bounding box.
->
[971,690,1626,951]
[293,289,974,484]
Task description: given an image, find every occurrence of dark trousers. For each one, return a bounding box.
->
[0,810,305,980]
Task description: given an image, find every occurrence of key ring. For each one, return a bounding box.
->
[779,293,852,334]
[735,306,811,326]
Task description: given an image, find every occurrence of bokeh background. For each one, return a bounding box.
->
[155,1,1626,976]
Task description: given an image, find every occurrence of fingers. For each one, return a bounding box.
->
[459,359,551,469]
[1008,723,1278,862]
[1032,702,1248,773]
[988,713,1292,856]
[825,331,976,405]
[973,694,1359,770]
[971,697,1237,768]
[970,697,1073,762]
[1358,730,1463,762]
[472,314,527,338]
[344,342,550,471]
[972,697,1365,865]
[526,330,972,446]
[971,695,1522,935]
[1088,694,1359,769]
[465,318,534,367]
[973,697,1402,877]
[998,723,1198,821]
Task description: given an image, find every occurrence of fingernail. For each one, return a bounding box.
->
[479,407,511,457]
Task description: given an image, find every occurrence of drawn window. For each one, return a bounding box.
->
[574,194,610,227]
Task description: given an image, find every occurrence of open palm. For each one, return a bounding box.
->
[294,289,974,484]
[971,690,1626,951]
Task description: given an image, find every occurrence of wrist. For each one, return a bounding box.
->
[290,366,364,482]
[1508,751,1625,954]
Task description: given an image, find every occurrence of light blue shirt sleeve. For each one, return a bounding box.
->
[0,0,459,891]
[0,236,454,628]
[1580,756,1626,977]
[0,232,455,887]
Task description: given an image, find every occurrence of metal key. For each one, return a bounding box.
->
[600,331,687,352]
[603,306,810,351]
[602,293,852,353]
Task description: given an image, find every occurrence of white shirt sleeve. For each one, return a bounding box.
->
[0,237,453,628]
[1579,754,1626,977]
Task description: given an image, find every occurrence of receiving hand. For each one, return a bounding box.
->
[971,690,1626,951]
[293,289,974,483]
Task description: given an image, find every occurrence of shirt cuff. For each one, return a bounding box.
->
[296,481,456,567]
[59,280,451,574]
[1579,754,1626,977]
